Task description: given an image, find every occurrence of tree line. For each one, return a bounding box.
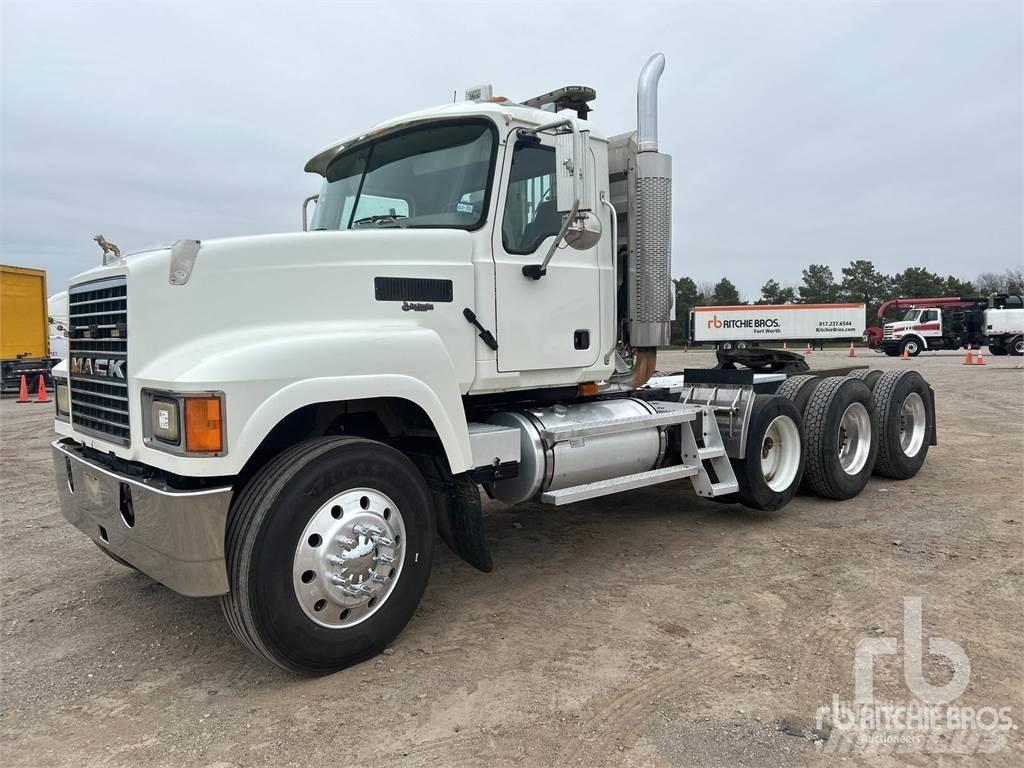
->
[672,262,1024,345]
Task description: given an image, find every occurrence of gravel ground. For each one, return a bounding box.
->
[2,350,1022,767]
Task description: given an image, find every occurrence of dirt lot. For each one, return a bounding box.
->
[2,350,1022,767]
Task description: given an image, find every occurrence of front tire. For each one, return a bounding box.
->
[898,338,922,357]
[221,437,434,675]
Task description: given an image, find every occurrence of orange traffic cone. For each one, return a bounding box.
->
[848,341,856,358]
[962,345,974,366]
[15,374,31,403]
[975,349,985,366]
[35,375,50,403]
[901,345,910,361]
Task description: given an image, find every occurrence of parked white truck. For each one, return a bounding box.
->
[690,303,866,350]
[50,55,937,675]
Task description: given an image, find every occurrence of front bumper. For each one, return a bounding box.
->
[52,439,232,596]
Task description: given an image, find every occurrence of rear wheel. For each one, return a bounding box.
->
[729,395,805,512]
[1010,336,1024,356]
[221,436,434,675]
[802,377,878,500]
[846,368,883,392]
[873,370,932,479]
[989,344,1007,356]
[775,375,822,414]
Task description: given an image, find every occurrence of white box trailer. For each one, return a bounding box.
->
[690,303,866,348]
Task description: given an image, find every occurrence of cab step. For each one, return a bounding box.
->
[540,463,700,506]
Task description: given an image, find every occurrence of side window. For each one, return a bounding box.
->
[502,141,559,254]
[923,309,938,322]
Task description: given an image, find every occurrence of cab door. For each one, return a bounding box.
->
[491,132,600,372]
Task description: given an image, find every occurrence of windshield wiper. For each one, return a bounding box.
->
[351,214,408,229]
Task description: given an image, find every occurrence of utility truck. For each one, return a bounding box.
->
[689,303,865,350]
[50,55,938,675]
[872,295,1023,357]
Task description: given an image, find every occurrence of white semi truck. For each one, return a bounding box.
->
[50,55,937,675]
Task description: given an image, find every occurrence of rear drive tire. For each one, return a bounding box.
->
[221,436,434,676]
[846,368,883,391]
[1010,336,1024,356]
[731,395,806,512]
[989,344,1007,356]
[872,370,932,479]
[775,375,822,415]
[802,377,878,500]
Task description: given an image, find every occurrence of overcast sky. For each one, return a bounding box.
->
[2,0,1021,300]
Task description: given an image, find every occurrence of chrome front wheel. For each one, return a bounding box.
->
[293,488,406,629]
[221,437,434,676]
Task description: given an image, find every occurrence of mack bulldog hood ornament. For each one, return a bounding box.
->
[94,234,121,263]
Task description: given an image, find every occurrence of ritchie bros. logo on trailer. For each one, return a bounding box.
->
[706,315,782,330]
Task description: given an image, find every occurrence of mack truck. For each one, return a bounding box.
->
[50,55,938,675]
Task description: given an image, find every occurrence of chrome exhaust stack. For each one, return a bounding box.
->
[637,53,665,153]
[628,53,673,360]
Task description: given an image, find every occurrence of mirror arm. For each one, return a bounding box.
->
[522,199,579,280]
[516,118,574,138]
[302,194,319,231]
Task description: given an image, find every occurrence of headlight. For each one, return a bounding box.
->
[143,390,225,455]
[150,397,180,444]
[55,380,70,418]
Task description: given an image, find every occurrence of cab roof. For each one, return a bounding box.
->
[304,100,608,176]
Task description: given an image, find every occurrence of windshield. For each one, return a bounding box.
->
[902,309,921,322]
[311,120,496,231]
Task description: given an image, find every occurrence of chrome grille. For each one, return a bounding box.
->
[68,277,129,445]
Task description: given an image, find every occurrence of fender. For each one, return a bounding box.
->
[128,323,474,477]
[900,332,929,350]
[909,333,933,352]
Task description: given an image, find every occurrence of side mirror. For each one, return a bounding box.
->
[555,128,592,213]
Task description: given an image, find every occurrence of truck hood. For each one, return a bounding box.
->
[884,321,913,331]
[66,228,478,385]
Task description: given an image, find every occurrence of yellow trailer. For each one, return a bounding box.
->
[1,265,59,392]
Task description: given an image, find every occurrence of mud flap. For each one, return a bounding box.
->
[409,453,493,573]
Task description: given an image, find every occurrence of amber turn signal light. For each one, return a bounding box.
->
[184,396,223,453]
